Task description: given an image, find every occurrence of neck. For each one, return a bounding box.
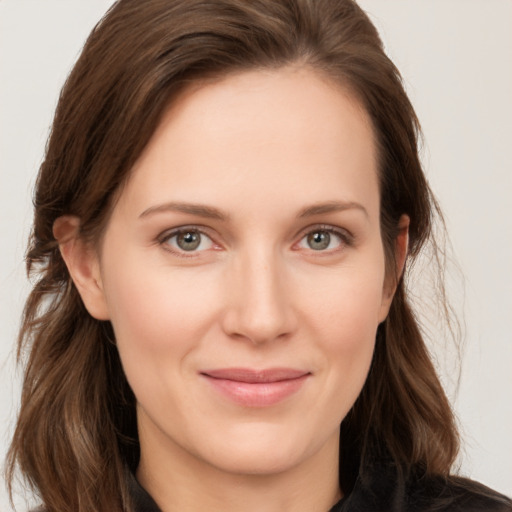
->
[136,423,341,512]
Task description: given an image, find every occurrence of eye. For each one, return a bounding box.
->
[160,228,214,254]
[296,227,348,252]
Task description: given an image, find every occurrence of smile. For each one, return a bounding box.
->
[200,368,311,407]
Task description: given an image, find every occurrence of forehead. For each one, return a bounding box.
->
[118,66,379,219]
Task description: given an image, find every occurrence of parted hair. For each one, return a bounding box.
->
[8,1,460,510]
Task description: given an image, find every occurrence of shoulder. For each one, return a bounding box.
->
[406,474,512,512]
[341,463,512,512]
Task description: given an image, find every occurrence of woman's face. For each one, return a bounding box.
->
[83,67,396,477]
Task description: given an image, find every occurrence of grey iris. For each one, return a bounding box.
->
[307,231,330,250]
[177,231,201,251]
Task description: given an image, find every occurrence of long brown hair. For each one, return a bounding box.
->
[7,0,459,510]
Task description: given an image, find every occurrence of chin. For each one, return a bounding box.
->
[193,421,334,477]
[208,447,305,476]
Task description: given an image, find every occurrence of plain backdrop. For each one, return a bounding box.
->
[1,0,511,509]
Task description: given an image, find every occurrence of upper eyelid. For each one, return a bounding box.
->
[157,225,216,241]
[295,223,353,241]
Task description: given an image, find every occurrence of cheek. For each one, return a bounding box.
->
[321,288,380,374]
[302,263,385,396]
[302,261,386,343]
[103,256,218,345]
[101,258,225,416]
[99,254,226,406]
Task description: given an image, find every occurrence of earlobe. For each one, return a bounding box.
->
[53,216,110,320]
[379,214,410,321]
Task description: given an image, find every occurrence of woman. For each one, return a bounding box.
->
[6,0,512,511]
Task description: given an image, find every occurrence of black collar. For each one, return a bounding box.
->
[128,472,345,511]
[127,465,511,512]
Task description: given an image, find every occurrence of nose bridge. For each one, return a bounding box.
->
[223,244,295,344]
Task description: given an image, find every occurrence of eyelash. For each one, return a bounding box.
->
[295,225,354,254]
[157,224,354,258]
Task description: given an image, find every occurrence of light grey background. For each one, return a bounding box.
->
[1,1,511,509]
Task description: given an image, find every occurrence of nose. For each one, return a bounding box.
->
[220,248,297,345]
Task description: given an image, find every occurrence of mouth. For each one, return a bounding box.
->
[200,368,311,407]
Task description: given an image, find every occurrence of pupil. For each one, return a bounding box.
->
[177,231,200,251]
[308,231,330,250]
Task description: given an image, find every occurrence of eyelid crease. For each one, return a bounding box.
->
[157,225,215,242]
[294,223,355,244]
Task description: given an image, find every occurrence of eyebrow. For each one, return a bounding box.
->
[139,201,230,221]
[297,200,368,219]
[139,199,368,221]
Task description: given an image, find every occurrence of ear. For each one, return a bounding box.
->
[379,214,410,322]
[53,216,110,320]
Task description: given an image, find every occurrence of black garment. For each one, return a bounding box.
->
[129,464,512,512]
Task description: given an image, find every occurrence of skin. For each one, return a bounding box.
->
[56,66,408,512]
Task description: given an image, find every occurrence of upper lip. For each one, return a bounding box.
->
[201,368,310,383]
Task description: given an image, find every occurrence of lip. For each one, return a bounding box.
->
[200,368,310,407]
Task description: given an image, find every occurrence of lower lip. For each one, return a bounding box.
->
[202,375,309,407]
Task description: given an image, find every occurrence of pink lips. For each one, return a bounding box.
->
[200,368,310,407]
